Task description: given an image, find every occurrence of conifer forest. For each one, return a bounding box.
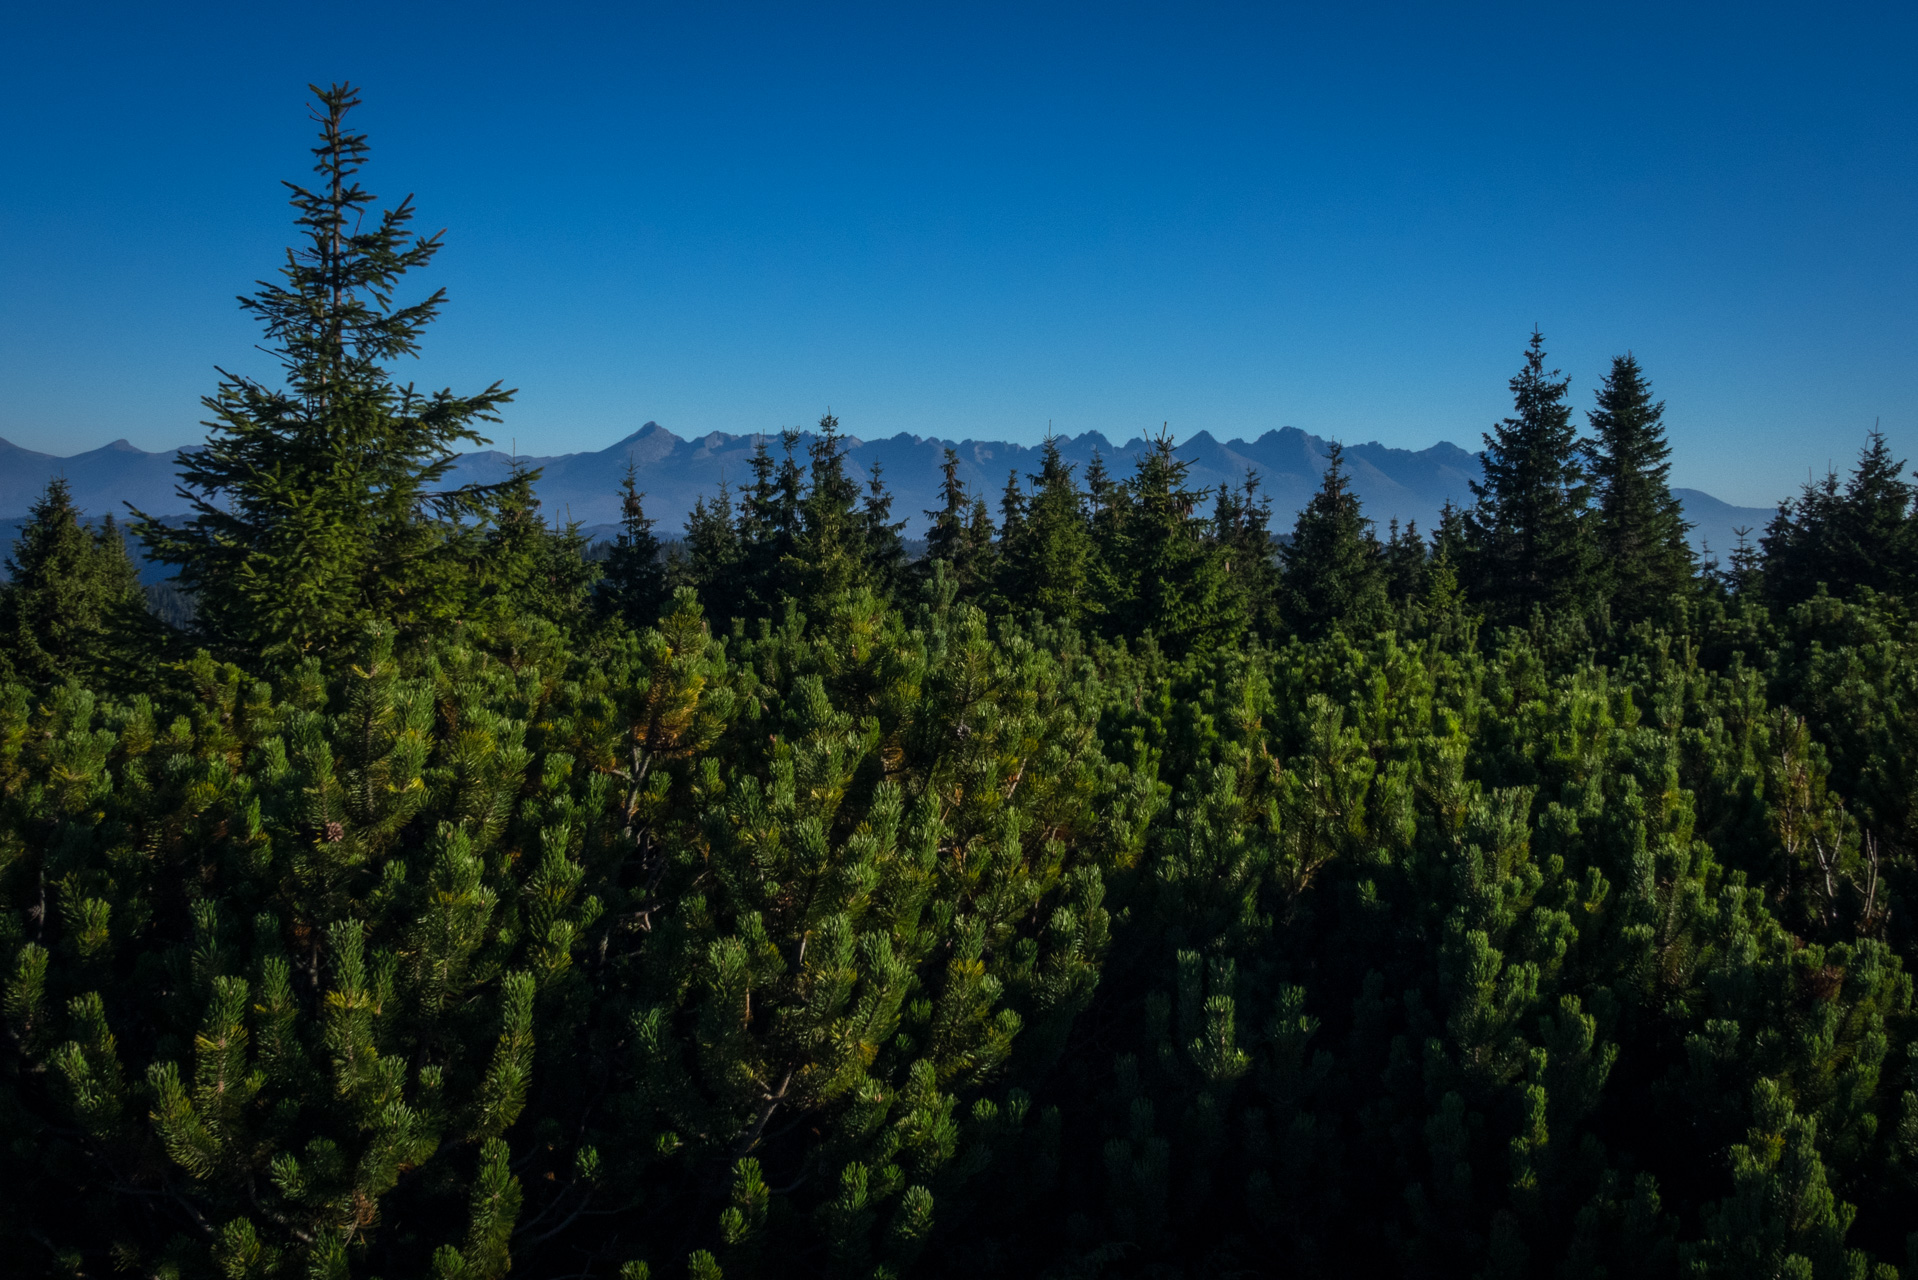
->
[9,86,1918,1280]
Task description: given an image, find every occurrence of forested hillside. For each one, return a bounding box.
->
[4,86,1917,1280]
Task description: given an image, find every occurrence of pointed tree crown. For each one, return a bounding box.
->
[1465,330,1597,620]
[137,83,515,660]
[1280,442,1386,639]
[1585,351,1693,616]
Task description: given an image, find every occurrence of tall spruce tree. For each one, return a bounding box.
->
[597,463,668,628]
[137,84,515,663]
[738,431,805,617]
[1465,330,1597,622]
[679,481,745,621]
[1382,518,1426,604]
[0,479,153,689]
[1719,525,1764,597]
[1084,449,1133,621]
[1586,353,1693,618]
[926,449,970,566]
[1112,432,1237,652]
[999,437,1097,626]
[923,449,995,595]
[1083,449,1117,518]
[1278,443,1387,639]
[1762,431,1915,604]
[472,459,600,633]
[998,469,1028,549]
[859,459,910,599]
[1420,500,1474,638]
[789,413,869,606]
[1432,497,1471,580]
[1212,470,1282,639]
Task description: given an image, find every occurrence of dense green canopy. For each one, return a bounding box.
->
[4,86,1918,1280]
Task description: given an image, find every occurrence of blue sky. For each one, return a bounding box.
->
[1,1,1912,506]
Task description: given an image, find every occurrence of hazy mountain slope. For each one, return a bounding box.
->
[435,422,1496,540]
[1673,488,1777,562]
[0,426,1774,559]
[0,438,196,522]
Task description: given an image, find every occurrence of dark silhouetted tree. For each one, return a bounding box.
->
[1762,430,1915,604]
[0,479,152,688]
[598,463,668,627]
[1279,443,1387,639]
[790,412,868,605]
[679,481,745,621]
[1465,330,1597,622]
[1382,518,1426,605]
[1114,432,1236,651]
[924,448,995,595]
[473,460,599,630]
[1000,437,1097,626]
[859,459,909,598]
[738,430,804,616]
[1586,353,1693,618]
[1212,470,1281,638]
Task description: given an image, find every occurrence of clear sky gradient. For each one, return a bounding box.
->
[2,1,1912,506]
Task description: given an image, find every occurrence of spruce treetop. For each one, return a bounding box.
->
[0,478,149,688]
[1466,330,1597,621]
[922,448,994,594]
[1000,436,1096,625]
[137,82,516,660]
[1586,352,1693,618]
[1280,442,1386,639]
[925,448,971,565]
[1115,430,1235,649]
[256,86,445,386]
[792,412,868,603]
[1763,429,1916,603]
[598,462,668,628]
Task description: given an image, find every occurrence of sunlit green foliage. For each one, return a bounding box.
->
[7,83,1918,1280]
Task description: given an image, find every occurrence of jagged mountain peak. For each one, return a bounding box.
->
[0,424,1772,556]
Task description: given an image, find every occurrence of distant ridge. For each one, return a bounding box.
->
[0,436,197,522]
[0,425,1774,560]
[439,422,1487,541]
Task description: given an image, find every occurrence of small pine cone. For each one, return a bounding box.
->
[323,820,345,844]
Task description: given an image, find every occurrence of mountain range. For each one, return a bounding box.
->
[0,424,1777,566]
